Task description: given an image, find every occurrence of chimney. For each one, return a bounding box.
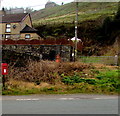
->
[0,7,6,16]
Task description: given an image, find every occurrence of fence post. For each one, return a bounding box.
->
[114,55,118,66]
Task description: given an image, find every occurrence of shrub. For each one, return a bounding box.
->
[85,79,96,85]
[91,69,100,74]
[8,60,92,84]
[61,76,74,85]
[62,75,96,85]
[96,76,104,80]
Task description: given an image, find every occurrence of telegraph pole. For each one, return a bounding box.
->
[74,2,78,61]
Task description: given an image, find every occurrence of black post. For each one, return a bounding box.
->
[74,47,76,62]
[2,75,5,90]
[70,46,73,62]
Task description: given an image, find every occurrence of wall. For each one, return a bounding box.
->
[20,33,41,40]
[1,22,22,40]
[2,45,71,63]
[20,15,32,29]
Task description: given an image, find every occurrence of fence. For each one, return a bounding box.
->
[78,56,118,66]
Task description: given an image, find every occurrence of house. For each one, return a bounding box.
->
[0,9,42,40]
[20,25,41,40]
[45,0,58,8]
[0,9,83,63]
[5,8,24,14]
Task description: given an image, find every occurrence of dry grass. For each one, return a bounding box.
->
[6,80,51,90]
[3,61,119,95]
[7,61,93,84]
[5,79,68,95]
[6,80,36,89]
[92,63,118,68]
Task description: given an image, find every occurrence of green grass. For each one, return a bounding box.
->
[2,69,119,95]
[61,69,120,94]
[32,2,117,25]
[78,56,117,65]
[2,61,119,95]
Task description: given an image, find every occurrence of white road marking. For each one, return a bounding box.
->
[15,96,118,101]
[59,98,75,100]
[93,97,118,99]
[59,97,118,100]
[16,99,39,101]
[94,98,102,99]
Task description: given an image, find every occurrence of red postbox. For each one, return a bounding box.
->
[1,63,8,75]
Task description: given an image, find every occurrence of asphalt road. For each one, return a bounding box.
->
[2,94,118,114]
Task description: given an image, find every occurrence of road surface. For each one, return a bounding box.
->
[2,94,118,114]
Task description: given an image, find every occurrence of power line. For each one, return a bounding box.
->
[1,0,74,10]
[23,0,74,8]
[26,4,45,8]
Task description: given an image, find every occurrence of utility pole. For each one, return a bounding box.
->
[74,2,78,62]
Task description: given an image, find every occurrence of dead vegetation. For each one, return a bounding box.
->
[7,61,94,84]
[3,61,119,95]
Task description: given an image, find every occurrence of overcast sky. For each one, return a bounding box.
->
[0,0,74,10]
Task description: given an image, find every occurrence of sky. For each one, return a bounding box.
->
[0,0,74,10]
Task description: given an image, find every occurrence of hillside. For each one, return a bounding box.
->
[31,2,119,56]
[32,2,118,25]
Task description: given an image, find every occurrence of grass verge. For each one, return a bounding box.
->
[2,61,119,95]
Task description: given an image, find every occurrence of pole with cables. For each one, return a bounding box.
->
[74,2,78,62]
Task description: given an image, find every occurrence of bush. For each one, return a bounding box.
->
[96,76,104,80]
[62,75,96,85]
[8,61,92,84]
[85,79,96,85]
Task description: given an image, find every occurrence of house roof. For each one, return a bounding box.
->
[1,13,28,23]
[20,25,38,33]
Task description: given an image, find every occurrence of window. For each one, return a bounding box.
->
[13,25,16,29]
[5,34,11,39]
[6,24,11,28]
[6,24,11,33]
[0,35,2,40]
[25,34,31,39]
